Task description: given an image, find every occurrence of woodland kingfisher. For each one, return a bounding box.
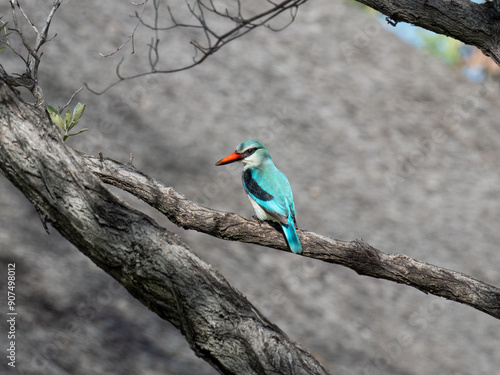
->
[215,140,302,254]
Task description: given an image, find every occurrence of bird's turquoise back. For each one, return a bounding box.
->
[243,166,294,223]
[242,164,302,253]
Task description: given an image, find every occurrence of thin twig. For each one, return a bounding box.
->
[7,0,64,106]
[87,0,308,94]
[99,0,149,57]
[37,0,63,53]
[9,0,38,65]
[59,87,83,113]
[148,0,160,71]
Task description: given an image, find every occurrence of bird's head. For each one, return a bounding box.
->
[215,140,271,169]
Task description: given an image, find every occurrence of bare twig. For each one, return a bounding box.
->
[138,5,204,31]
[87,0,500,95]
[86,0,309,94]
[59,87,83,113]
[99,0,149,57]
[6,0,64,106]
[9,0,38,65]
[37,0,62,52]
[81,154,500,321]
[147,0,160,71]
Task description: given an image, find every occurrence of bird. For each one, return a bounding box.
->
[215,140,302,254]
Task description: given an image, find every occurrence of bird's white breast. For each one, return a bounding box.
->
[247,195,276,221]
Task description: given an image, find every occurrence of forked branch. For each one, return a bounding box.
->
[3,0,64,106]
[0,82,330,375]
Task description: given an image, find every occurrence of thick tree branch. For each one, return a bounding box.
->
[0,82,330,375]
[81,154,500,321]
[355,0,500,65]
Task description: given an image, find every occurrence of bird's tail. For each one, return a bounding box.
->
[281,213,302,254]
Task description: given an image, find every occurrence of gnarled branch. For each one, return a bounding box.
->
[0,81,330,375]
[81,154,500,321]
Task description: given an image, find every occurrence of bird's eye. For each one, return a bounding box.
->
[244,147,258,157]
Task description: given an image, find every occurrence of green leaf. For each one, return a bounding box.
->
[48,102,88,141]
[46,105,58,115]
[72,102,86,124]
[64,109,72,129]
[47,106,66,132]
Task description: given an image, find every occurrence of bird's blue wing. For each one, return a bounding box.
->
[243,167,302,253]
[242,168,295,224]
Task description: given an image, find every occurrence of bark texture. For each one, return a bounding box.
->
[356,0,500,65]
[81,154,500,321]
[0,82,330,374]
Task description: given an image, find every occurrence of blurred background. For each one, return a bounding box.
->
[1,0,500,374]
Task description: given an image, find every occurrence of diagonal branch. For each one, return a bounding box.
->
[0,81,330,375]
[81,154,500,321]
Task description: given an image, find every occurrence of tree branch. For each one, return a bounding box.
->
[355,0,500,65]
[80,154,500,321]
[6,0,63,106]
[86,0,308,94]
[0,81,330,375]
[86,0,500,94]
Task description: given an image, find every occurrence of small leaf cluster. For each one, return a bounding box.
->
[47,102,88,141]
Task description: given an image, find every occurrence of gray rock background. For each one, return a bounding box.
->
[1,0,500,374]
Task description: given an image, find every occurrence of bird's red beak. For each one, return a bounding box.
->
[215,151,244,166]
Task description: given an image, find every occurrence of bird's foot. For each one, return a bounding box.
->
[252,215,263,225]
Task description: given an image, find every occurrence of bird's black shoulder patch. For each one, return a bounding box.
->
[243,169,274,201]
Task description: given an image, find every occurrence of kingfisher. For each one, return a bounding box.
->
[215,140,302,254]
